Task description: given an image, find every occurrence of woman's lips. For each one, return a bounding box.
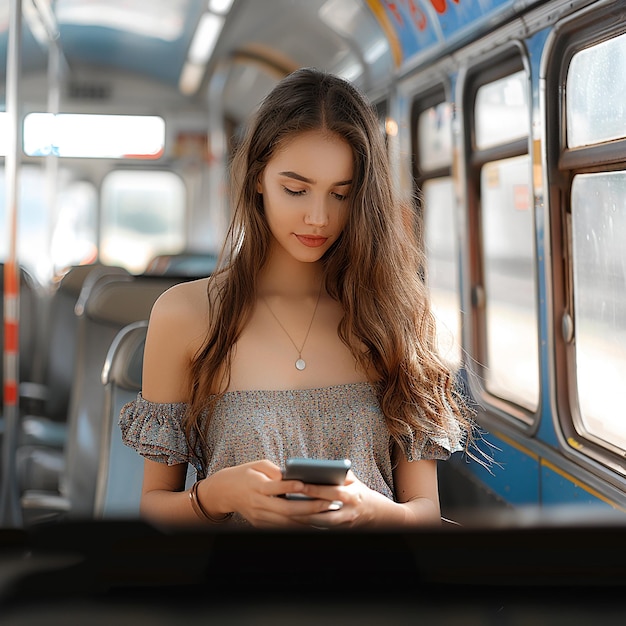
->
[295,234,328,247]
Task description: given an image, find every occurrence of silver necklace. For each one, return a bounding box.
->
[262,282,323,371]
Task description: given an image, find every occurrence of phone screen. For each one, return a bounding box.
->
[282,458,351,485]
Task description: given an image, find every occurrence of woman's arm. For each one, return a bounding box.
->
[138,280,211,524]
[141,456,343,528]
[391,456,441,525]
[140,459,196,525]
[141,280,206,404]
[139,458,252,526]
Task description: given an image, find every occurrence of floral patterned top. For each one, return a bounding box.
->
[119,382,459,525]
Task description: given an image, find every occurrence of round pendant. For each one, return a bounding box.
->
[295,358,306,371]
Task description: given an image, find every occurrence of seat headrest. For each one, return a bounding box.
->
[103,322,147,390]
[59,264,125,297]
[84,277,178,326]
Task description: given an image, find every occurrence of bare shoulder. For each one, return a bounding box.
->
[142,277,211,402]
[151,277,211,326]
[146,277,211,362]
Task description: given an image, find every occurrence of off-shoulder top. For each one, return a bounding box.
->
[119,382,458,525]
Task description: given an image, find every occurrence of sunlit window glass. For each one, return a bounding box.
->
[571,171,626,452]
[418,102,453,172]
[0,166,49,282]
[475,71,529,150]
[481,155,539,411]
[0,165,96,283]
[423,177,461,368]
[567,32,626,148]
[100,170,186,273]
[0,112,9,156]
[23,113,165,159]
[51,180,98,274]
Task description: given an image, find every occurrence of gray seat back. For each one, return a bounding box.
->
[62,273,181,517]
[95,320,148,519]
[16,265,130,499]
[145,251,218,277]
[43,263,129,423]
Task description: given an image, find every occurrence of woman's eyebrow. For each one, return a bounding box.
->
[278,170,352,186]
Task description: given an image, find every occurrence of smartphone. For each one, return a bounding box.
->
[281,458,351,500]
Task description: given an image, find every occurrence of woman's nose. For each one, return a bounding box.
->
[304,195,330,226]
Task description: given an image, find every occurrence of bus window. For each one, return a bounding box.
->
[571,172,626,452]
[471,64,539,415]
[415,97,461,368]
[0,165,97,283]
[100,170,186,273]
[23,113,165,159]
[418,101,453,171]
[566,33,626,148]
[475,71,528,149]
[52,180,98,274]
[480,154,538,410]
[0,112,9,156]
[562,29,626,458]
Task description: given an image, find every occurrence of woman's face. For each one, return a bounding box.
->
[257,129,353,263]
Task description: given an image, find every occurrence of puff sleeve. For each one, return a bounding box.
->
[400,411,465,462]
[119,393,193,468]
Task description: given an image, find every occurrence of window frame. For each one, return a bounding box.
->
[461,44,541,429]
[99,168,187,274]
[410,83,463,369]
[545,4,626,478]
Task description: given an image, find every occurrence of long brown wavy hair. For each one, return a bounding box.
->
[184,67,476,474]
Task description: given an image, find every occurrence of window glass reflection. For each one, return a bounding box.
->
[475,70,529,150]
[23,113,165,159]
[418,102,453,172]
[481,155,539,411]
[567,32,626,147]
[571,171,626,452]
[423,177,461,368]
[100,170,186,273]
[0,166,97,282]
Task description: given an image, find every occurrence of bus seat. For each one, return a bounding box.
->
[19,264,130,450]
[144,251,218,277]
[20,273,183,525]
[42,264,129,423]
[94,320,148,519]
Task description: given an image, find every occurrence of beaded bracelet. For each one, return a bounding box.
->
[189,480,233,523]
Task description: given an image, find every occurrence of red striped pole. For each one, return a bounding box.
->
[1,0,23,527]
[3,262,19,408]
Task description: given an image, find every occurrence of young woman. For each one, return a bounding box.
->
[120,67,475,529]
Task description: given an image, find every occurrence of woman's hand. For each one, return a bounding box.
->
[287,470,388,529]
[199,459,341,528]
[288,469,440,529]
[200,461,440,529]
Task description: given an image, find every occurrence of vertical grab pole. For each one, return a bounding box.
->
[44,6,61,285]
[1,0,23,527]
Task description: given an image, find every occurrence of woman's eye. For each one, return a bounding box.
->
[283,187,306,196]
[332,192,348,201]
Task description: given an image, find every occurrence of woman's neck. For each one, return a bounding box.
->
[257,245,324,298]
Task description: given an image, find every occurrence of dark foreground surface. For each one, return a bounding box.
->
[0,516,625,625]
